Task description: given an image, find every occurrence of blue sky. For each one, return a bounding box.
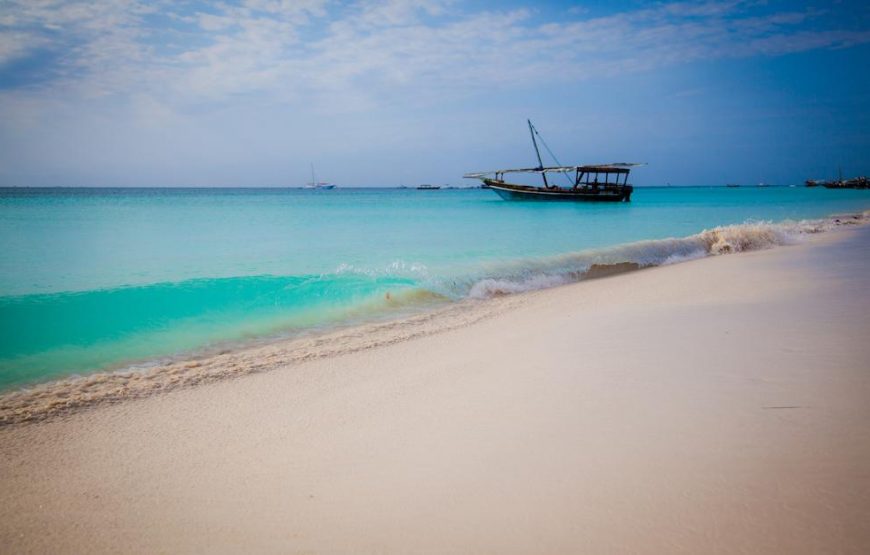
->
[0,0,868,186]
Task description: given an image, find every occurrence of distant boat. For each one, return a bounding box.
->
[808,167,869,189]
[417,184,441,190]
[305,163,336,190]
[820,176,869,189]
[725,183,740,188]
[464,120,641,202]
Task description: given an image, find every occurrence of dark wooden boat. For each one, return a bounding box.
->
[480,167,635,202]
[464,120,641,202]
[806,177,869,189]
[808,167,869,189]
[821,176,869,189]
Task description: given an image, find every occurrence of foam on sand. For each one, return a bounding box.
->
[464,212,868,298]
[0,297,516,425]
[1,211,867,425]
[2,217,869,554]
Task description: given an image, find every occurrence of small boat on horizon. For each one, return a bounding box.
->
[304,163,336,190]
[417,184,441,190]
[819,177,869,189]
[807,168,869,189]
[464,120,641,202]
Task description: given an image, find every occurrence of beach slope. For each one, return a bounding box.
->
[2,227,869,554]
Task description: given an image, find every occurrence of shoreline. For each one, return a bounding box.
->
[2,211,869,426]
[1,223,869,552]
[0,287,518,426]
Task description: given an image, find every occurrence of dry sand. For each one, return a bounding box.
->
[2,227,869,554]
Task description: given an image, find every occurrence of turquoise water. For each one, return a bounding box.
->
[2,186,870,389]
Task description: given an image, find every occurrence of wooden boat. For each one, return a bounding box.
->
[807,167,869,189]
[464,120,641,202]
[806,176,869,189]
[821,176,869,189]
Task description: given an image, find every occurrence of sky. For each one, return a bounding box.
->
[0,0,868,187]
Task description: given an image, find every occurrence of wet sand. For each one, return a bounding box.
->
[1,227,869,554]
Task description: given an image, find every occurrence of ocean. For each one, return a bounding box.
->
[2,186,869,391]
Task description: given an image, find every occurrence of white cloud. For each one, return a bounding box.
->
[0,30,47,65]
[1,0,868,113]
[354,0,452,27]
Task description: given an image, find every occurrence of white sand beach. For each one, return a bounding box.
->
[1,226,869,554]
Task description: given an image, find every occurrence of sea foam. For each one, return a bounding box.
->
[462,213,868,299]
[1,211,867,426]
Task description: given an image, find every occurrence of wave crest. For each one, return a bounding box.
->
[463,212,869,299]
[2,211,867,425]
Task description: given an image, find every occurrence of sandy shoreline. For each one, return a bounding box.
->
[2,226,869,553]
[2,213,866,427]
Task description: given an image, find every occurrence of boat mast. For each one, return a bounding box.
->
[310,163,317,186]
[528,119,549,188]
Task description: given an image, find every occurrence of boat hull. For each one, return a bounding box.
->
[485,180,632,202]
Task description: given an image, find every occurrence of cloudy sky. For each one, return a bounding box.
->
[1,0,868,186]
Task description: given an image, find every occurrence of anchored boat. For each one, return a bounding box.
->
[465,120,642,202]
[305,163,336,190]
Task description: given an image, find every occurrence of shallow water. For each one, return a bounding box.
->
[2,186,869,389]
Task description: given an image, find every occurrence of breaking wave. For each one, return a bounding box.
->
[461,212,868,298]
[1,211,867,425]
[0,273,444,390]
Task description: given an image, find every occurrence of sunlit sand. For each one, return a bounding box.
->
[2,226,868,553]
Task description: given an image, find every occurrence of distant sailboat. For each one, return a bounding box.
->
[305,163,335,189]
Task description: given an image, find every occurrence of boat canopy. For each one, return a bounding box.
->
[464,163,644,179]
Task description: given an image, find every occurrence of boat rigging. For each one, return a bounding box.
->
[305,163,335,190]
[464,120,643,202]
